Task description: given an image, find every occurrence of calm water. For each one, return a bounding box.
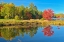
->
[0,25,64,42]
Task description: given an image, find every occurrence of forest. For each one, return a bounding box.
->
[0,2,64,20]
[0,2,42,20]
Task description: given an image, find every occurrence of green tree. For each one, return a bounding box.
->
[29,3,35,19]
[19,5,25,19]
[1,3,10,19]
[9,3,15,19]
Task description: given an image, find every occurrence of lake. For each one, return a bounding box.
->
[0,25,64,42]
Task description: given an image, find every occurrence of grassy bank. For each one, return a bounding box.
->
[0,19,64,26]
[49,20,64,25]
[0,19,42,26]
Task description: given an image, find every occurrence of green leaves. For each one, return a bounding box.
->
[0,2,42,19]
[15,15,19,20]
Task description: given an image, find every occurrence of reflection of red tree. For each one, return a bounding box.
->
[42,25,54,36]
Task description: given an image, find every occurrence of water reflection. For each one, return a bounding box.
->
[42,25,54,36]
[0,26,38,40]
[57,25,60,29]
[1,25,64,42]
[17,39,22,42]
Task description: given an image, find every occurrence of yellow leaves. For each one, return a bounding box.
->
[3,3,14,8]
[55,14,64,18]
[8,3,14,7]
[15,15,19,20]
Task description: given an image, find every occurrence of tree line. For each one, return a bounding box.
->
[0,2,42,20]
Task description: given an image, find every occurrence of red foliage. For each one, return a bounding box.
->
[57,16,60,20]
[42,25,54,36]
[26,11,32,19]
[0,6,3,12]
[42,9,54,20]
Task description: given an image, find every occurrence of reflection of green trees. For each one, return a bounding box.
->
[0,26,38,40]
[1,28,17,40]
[29,27,37,37]
[0,29,1,37]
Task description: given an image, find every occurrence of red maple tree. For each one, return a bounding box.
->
[42,9,54,20]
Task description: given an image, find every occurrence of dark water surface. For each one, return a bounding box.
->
[0,25,64,42]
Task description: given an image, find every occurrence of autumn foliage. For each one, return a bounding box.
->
[0,6,3,12]
[42,9,54,20]
[26,11,32,19]
[42,25,54,36]
[57,16,60,20]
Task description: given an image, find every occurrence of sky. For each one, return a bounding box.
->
[0,0,64,13]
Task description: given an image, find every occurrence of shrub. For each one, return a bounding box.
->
[15,15,19,20]
[4,15,9,19]
[40,18,45,20]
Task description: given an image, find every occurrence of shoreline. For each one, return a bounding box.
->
[0,19,64,26]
